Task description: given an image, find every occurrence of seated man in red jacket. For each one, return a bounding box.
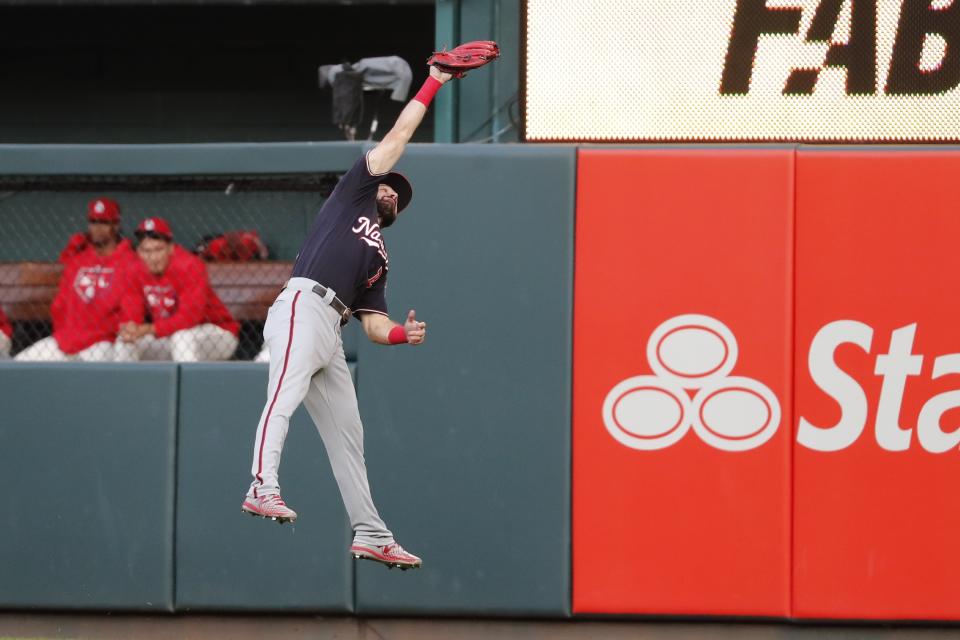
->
[16,197,136,362]
[116,217,239,362]
[0,306,11,358]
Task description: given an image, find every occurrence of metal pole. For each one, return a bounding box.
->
[434,0,461,143]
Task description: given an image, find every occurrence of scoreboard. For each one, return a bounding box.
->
[524,0,960,142]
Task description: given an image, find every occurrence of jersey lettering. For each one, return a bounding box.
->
[352,216,389,263]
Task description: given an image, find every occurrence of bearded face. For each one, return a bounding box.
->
[376,184,399,228]
[377,198,398,228]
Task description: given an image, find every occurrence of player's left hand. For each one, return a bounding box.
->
[404,309,426,345]
[427,40,500,79]
[429,65,454,84]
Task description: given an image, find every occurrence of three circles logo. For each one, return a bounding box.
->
[602,314,781,452]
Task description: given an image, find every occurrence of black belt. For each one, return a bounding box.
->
[280,282,352,325]
[310,284,352,326]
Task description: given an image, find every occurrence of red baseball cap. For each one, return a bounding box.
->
[87,197,121,223]
[136,217,173,240]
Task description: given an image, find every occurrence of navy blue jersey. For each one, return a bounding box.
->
[291,152,390,316]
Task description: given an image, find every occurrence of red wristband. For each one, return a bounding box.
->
[388,325,408,345]
[413,76,443,107]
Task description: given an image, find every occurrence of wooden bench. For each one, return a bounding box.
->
[0,261,293,324]
[206,262,292,322]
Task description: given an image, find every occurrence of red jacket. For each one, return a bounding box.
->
[52,239,138,354]
[0,305,11,339]
[121,245,239,338]
[59,233,90,265]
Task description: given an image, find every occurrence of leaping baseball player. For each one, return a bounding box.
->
[242,42,499,570]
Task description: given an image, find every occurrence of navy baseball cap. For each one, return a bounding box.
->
[381,172,413,213]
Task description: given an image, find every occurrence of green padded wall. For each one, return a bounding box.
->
[0,363,178,611]
[0,142,364,175]
[0,143,577,616]
[175,363,356,612]
[353,145,575,616]
[342,322,360,363]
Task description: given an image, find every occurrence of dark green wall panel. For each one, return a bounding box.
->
[0,363,177,611]
[175,363,355,612]
[354,145,575,616]
[342,322,360,363]
[0,142,365,175]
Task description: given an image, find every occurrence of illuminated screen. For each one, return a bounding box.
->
[524,0,960,141]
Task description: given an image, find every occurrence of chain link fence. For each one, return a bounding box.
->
[0,173,339,362]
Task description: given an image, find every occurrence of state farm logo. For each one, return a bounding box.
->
[603,315,781,452]
[605,316,960,454]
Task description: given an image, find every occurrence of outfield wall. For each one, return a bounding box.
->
[2,144,960,620]
[0,143,574,617]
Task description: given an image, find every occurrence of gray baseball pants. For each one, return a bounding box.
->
[247,277,394,546]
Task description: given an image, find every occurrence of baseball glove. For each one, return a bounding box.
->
[427,40,500,78]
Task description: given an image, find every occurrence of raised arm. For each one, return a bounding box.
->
[366,66,453,176]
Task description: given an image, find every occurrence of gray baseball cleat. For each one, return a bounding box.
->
[241,494,298,524]
[350,541,422,570]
